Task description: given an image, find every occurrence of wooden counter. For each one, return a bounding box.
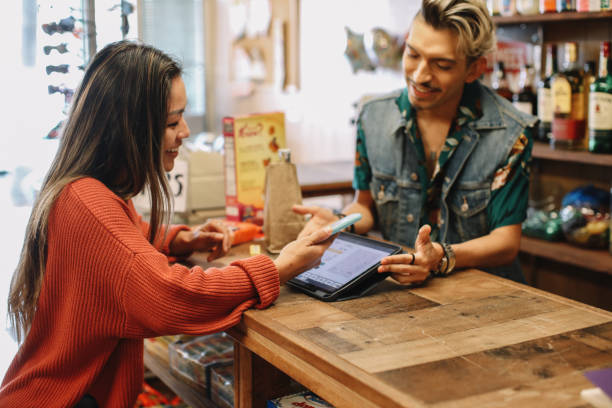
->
[179,243,612,408]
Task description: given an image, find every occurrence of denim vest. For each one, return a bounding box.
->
[360,81,537,281]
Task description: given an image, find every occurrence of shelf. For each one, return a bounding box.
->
[143,348,216,408]
[493,10,612,25]
[531,142,612,167]
[520,236,612,275]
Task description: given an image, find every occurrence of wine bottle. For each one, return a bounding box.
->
[588,41,612,153]
[551,42,586,150]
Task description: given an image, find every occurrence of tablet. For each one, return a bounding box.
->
[286,232,402,302]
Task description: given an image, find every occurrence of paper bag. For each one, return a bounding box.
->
[263,151,305,253]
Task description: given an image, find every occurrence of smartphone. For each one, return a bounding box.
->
[328,213,362,235]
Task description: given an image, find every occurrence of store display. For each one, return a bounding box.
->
[45,64,69,75]
[168,333,234,392]
[363,28,403,70]
[538,44,558,142]
[522,208,564,241]
[223,112,286,224]
[210,362,234,408]
[551,42,586,150]
[517,0,539,14]
[41,16,81,37]
[560,185,610,249]
[513,64,537,115]
[263,149,305,253]
[557,0,577,11]
[343,27,375,73]
[492,61,514,101]
[47,85,74,104]
[589,41,612,153]
[267,391,334,408]
[43,43,68,55]
[540,0,558,12]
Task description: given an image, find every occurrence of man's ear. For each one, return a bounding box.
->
[465,57,487,83]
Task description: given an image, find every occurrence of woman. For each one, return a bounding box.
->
[0,41,332,407]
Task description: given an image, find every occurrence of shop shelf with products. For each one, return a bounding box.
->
[492,11,612,311]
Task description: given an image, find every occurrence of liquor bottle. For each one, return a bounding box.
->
[513,64,537,115]
[501,0,517,15]
[551,42,585,150]
[492,61,514,101]
[537,44,558,142]
[557,0,576,10]
[582,60,596,149]
[517,0,539,13]
[540,0,557,12]
[588,41,612,153]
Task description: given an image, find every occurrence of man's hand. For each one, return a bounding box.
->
[378,225,444,285]
[292,204,338,239]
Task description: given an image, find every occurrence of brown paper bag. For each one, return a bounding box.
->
[263,150,305,253]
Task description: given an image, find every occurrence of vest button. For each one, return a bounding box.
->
[410,172,418,181]
[406,214,414,223]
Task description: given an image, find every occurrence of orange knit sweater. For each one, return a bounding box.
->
[0,178,279,407]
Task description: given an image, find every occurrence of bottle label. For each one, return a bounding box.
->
[513,101,533,115]
[537,88,552,122]
[552,77,571,115]
[552,118,586,140]
[571,91,585,120]
[589,92,612,130]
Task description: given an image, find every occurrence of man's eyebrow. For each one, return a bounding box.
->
[405,43,457,64]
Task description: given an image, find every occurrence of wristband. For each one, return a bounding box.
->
[435,242,456,276]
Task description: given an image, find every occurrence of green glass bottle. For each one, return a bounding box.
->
[588,41,612,154]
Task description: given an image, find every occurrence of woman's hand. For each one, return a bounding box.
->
[378,225,443,285]
[274,227,335,284]
[171,219,233,261]
[292,204,338,239]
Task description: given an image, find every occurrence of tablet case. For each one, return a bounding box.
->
[286,233,402,302]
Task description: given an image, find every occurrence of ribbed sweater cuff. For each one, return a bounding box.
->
[231,255,279,309]
[161,224,191,255]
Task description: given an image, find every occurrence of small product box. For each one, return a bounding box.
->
[168,333,233,392]
[267,391,334,408]
[210,361,234,408]
[223,112,286,225]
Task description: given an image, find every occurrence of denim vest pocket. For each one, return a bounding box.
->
[370,174,399,240]
[448,185,491,241]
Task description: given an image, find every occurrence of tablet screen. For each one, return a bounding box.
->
[292,233,398,293]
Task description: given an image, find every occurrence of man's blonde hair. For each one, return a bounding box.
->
[417,0,496,62]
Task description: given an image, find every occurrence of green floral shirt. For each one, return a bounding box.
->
[354,83,532,241]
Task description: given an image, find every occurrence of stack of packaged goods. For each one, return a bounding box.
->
[210,361,234,408]
[168,333,234,394]
[267,391,334,408]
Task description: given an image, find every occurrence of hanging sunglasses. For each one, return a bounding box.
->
[108,1,134,37]
[46,64,70,75]
[43,43,69,55]
[45,120,64,140]
[48,85,74,104]
[42,16,83,38]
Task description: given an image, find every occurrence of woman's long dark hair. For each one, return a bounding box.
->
[8,41,182,342]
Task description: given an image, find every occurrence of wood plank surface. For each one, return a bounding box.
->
[228,267,612,408]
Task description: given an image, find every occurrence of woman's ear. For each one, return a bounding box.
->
[465,57,487,83]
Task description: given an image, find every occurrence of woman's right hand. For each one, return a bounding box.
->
[274,227,336,284]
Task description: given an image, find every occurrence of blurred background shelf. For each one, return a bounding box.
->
[520,236,612,275]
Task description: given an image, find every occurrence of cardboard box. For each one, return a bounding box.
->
[223,112,286,224]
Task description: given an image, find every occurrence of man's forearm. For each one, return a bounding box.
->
[451,224,522,269]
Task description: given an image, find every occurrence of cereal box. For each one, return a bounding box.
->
[223,112,286,224]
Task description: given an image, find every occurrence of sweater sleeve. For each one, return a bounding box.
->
[127,200,190,255]
[121,252,279,338]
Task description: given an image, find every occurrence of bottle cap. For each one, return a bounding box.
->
[278,148,291,163]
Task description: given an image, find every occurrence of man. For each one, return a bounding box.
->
[295,0,536,284]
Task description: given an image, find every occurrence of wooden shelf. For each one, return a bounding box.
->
[143,348,216,408]
[520,236,612,275]
[532,142,612,167]
[493,10,612,25]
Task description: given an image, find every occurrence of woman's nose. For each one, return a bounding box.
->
[178,118,190,139]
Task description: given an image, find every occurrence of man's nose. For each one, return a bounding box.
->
[412,60,432,83]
